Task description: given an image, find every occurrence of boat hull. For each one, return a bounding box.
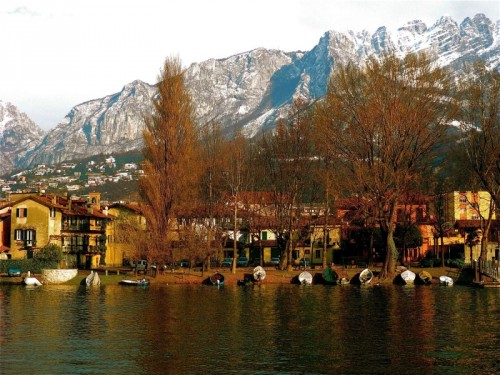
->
[322,267,339,285]
[119,279,149,286]
[298,271,313,285]
[439,276,454,286]
[24,277,42,286]
[209,273,225,286]
[417,271,432,285]
[253,266,266,282]
[400,270,416,285]
[359,268,373,284]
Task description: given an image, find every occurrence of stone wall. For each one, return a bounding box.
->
[41,269,78,284]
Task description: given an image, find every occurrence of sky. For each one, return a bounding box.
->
[0,0,498,130]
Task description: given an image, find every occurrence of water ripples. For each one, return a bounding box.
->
[1,283,499,374]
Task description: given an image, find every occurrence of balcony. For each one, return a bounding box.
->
[62,224,91,231]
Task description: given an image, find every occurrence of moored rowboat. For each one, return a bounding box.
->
[359,268,373,284]
[417,271,432,285]
[400,269,416,285]
[253,266,266,281]
[322,267,339,285]
[209,272,225,286]
[24,271,42,286]
[119,278,149,286]
[439,275,454,286]
[298,271,313,285]
[86,270,101,286]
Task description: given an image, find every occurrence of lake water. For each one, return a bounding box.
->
[1,283,499,374]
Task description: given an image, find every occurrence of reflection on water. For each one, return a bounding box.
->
[1,284,499,374]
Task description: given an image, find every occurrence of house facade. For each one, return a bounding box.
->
[445,191,496,221]
[106,202,146,266]
[4,192,117,269]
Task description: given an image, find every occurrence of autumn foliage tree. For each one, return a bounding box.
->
[139,57,201,267]
[314,53,455,278]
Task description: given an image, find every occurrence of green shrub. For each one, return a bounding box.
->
[419,257,441,268]
[0,258,56,274]
[36,244,63,264]
[446,258,465,269]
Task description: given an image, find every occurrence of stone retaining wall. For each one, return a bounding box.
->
[41,269,78,284]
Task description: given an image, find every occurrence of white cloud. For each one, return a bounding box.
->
[0,0,498,130]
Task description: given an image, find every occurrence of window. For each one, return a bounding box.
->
[50,208,56,218]
[261,231,267,240]
[16,208,28,218]
[459,194,467,203]
[315,250,321,258]
[25,230,35,247]
[14,229,23,241]
[14,229,36,247]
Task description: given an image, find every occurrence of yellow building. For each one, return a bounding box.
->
[445,191,496,221]
[295,221,342,266]
[106,202,146,266]
[10,194,65,260]
[8,192,113,269]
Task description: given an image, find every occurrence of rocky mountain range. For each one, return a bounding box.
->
[2,13,499,175]
[0,100,46,175]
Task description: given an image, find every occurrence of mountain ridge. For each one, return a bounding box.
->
[2,13,498,175]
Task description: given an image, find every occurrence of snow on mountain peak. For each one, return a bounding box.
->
[3,13,498,173]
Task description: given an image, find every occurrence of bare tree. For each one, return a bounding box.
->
[257,99,317,270]
[222,133,252,274]
[314,53,455,278]
[456,62,499,259]
[138,57,201,267]
[199,120,228,271]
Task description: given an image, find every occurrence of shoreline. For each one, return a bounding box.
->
[0,266,470,286]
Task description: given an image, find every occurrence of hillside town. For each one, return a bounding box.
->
[0,153,142,200]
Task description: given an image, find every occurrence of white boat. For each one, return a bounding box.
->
[24,271,42,286]
[401,270,416,285]
[86,270,101,286]
[439,275,454,286]
[359,268,373,284]
[253,266,266,282]
[298,271,313,285]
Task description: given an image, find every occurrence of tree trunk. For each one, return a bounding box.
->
[440,236,445,268]
[381,229,397,278]
[368,228,375,267]
[285,239,293,271]
[232,196,238,274]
